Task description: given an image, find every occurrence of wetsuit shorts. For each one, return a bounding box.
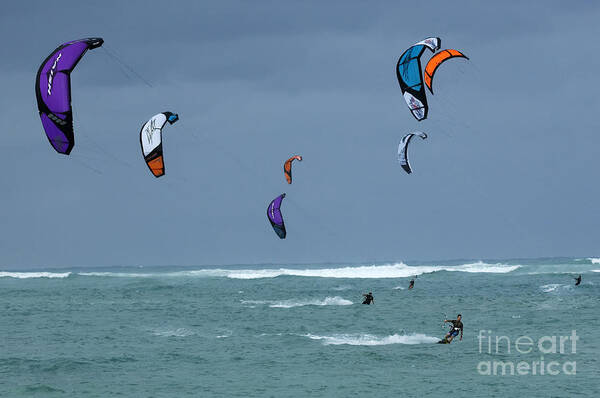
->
[449,330,459,337]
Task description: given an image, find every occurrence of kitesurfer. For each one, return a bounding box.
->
[575,275,582,286]
[442,314,463,343]
[408,279,415,290]
[362,292,374,305]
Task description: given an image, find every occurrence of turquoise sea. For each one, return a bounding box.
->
[1,257,599,397]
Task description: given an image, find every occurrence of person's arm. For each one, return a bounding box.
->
[460,325,463,341]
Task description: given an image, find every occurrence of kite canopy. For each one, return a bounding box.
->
[139,112,179,177]
[284,155,302,184]
[396,37,440,121]
[267,194,287,239]
[424,49,469,94]
[35,38,104,154]
[398,132,427,174]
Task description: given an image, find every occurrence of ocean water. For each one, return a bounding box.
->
[1,258,599,397]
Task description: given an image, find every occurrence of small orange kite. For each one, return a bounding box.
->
[284,155,302,184]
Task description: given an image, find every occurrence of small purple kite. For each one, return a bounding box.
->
[267,194,286,239]
[35,38,104,154]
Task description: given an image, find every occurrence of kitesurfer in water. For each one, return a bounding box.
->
[575,275,582,286]
[362,292,374,305]
[408,279,415,290]
[442,314,463,344]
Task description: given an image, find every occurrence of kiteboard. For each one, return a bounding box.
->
[437,338,449,344]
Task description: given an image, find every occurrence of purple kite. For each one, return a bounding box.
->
[267,194,286,239]
[35,38,104,154]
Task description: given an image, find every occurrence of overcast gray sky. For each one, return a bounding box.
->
[1,1,599,268]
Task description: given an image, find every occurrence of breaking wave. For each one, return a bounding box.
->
[223,261,519,279]
[0,272,71,279]
[3,261,519,280]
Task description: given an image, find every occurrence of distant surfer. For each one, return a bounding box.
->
[575,275,582,286]
[440,314,463,344]
[408,279,415,290]
[362,292,374,305]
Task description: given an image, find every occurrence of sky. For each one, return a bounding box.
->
[1,1,599,268]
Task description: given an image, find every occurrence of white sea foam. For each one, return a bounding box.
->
[588,258,600,264]
[393,286,405,290]
[540,284,572,293]
[241,296,353,308]
[541,284,560,292]
[0,271,71,279]
[592,270,600,273]
[270,297,353,308]
[304,333,439,346]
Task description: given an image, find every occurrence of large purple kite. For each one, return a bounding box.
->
[35,38,104,154]
[267,194,286,239]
